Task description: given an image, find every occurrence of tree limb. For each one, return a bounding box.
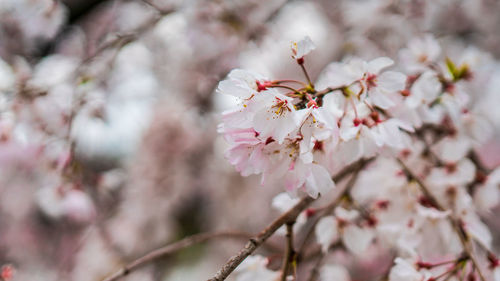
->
[207,157,374,281]
[102,231,253,281]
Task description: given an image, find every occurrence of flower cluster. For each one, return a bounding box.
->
[220,35,500,281]
[219,37,416,198]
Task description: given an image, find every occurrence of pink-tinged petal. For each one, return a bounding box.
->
[221,108,254,129]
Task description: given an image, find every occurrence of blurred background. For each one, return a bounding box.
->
[1,0,500,280]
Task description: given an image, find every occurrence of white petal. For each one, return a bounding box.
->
[474,183,500,212]
[305,163,335,197]
[320,264,350,281]
[369,88,396,109]
[315,216,339,253]
[388,258,422,281]
[335,207,359,221]
[378,71,406,92]
[292,36,316,59]
[272,192,299,213]
[368,57,394,74]
[342,225,374,256]
[464,214,492,250]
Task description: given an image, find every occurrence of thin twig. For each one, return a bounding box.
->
[207,157,374,281]
[102,231,252,281]
[138,0,173,14]
[467,150,490,173]
[397,158,487,281]
[300,64,314,88]
[280,222,295,281]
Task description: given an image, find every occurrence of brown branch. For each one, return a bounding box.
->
[207,157,374,281]
[101,231,253,281]
[280,222,295,281]
[467,150,490,174]
[397,158,487,281]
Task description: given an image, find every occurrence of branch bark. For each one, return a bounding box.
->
[280,222,295,281]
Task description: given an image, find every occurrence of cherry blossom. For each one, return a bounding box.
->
[399,34,441,73]
[234,255,280,281]
[315,207,375,256]
[388,258,433,281]
[291,36,316,60]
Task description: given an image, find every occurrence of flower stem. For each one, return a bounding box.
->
[300,64,314,89]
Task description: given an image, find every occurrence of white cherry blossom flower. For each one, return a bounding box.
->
[405,71,442,108]
[342,224,375,256]
[388,258,432,281]
[291,36,316,60]
[399,34,441,73]
[217,69,269,99]
[316,216,340,252]
[285,159,335,198]
[252,93,298,144]
[361,58,407,109]
[298,106,339,160]
[315,207,374,255]
[235,255,279,281]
